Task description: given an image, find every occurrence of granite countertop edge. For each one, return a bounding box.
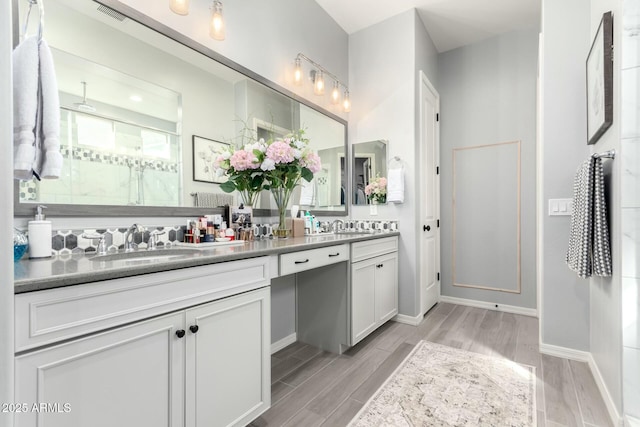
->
[15,232,400,294]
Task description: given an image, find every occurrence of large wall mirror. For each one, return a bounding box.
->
[13,0,348,217]
[352,140,387,205]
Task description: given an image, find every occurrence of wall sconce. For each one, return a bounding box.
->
[169,0,189,15]
[293,53,351,113]
[209,0,225,41]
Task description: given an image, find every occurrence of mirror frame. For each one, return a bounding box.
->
[12,0,349,218]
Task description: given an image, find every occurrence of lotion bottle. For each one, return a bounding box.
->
[28,205,52,258]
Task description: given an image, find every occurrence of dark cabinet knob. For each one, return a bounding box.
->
[423,225,431,231]
[175,329,186,338]
[189,325,199,334]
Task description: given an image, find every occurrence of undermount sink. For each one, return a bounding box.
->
[91,248,202,263]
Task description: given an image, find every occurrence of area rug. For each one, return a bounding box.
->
[348,341,535,426]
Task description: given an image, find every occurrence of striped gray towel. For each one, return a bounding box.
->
[194,192,233,207]
[565,157,612,278]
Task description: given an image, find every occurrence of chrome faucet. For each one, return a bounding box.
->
[331,219,344,233]
[124,223,146,252]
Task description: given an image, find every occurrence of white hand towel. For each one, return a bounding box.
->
[37,39,62,179]
[387,167,404,203]
[12,36,39,180]
[299,178,315,206]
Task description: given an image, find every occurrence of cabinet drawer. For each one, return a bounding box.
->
[280,244,349,276]
[351,236,398,263]
[15,257,270,352]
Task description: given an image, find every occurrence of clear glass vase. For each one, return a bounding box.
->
[271,186,294,238]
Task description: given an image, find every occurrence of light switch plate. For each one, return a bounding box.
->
[548,198,573,216]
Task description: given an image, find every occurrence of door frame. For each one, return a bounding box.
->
[417,70,441,315]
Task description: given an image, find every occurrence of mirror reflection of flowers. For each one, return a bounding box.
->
[365,175,387,204]
[213,140,265,206]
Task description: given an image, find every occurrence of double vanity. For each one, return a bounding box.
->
[13,231,399,427]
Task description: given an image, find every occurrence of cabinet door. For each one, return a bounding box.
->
[375,252,399,323]
[185,287,270,427]
[15,312,185,427]
[351,259,377,345]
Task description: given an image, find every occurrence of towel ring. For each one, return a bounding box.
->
[388,156,403,168]
[23,0,45,42]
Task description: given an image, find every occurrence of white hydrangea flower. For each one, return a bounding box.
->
[292,149,302,159]
[260,158,276,171]
[222,151,231,160]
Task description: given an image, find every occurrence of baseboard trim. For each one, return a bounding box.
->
[539,343,623,427]
[271,333,297,354]
[439,295,538,317]
[539,342,590,362]
[587,353,624,427]
[393,313,423,326]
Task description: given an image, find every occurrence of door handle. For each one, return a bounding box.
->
[295,259,309,264]
[423,225,430,232]
[189,325,199,334]
[175,329,186,338]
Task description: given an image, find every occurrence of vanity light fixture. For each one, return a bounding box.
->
[331,81,341,104]
[293,53,351,112]
[169,0,189,15]
[343,90,351,113]
[312,70,325,96]
[209,0,225,41]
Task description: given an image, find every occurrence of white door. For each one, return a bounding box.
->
[15,312,185,427]
[185,287,270,427]
[419,71,441,315]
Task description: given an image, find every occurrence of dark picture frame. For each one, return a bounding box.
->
[192,135,229,184]
[586,11,613,145]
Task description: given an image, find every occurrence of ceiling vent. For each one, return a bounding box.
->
[96,4,127,22]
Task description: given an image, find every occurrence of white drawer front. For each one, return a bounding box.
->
[351,236,399,263]
[279,244,349,276]
[15,257,270,352]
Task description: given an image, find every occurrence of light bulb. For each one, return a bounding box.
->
[314,70,325,96]
[169,0,189,15]
[294,58,303,86]
[343,90,351,112]
[331,81,341,104]
[209,1,225,41]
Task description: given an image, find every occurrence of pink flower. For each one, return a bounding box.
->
[266,140,294,164]
[378,177,387,188]
[230,149,259,171]
[301,152,322,174]
[213,154,226,170]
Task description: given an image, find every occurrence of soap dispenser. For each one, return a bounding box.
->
[28,205,52,258]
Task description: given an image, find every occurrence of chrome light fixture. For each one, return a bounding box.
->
[293,53,351,112]
[169,0,189,15]
[209,0,225,41]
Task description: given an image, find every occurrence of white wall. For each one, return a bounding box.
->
[540,0,591,351]
[0,1,14,425]
[438,29,539,309]
[349,8,439,317]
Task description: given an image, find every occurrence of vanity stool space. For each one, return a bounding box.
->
[14,258,271,427]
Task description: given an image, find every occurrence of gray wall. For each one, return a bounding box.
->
[540,0,591,351]
[438,29,538,309]
[348,9,439,318]
[589,0,623,416]
[1,0,14,420]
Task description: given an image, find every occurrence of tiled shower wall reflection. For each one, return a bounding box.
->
[622,0,640,420]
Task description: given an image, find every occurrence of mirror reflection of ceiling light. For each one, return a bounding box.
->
[169,0,189,15]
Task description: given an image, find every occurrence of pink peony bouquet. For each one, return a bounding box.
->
[365,175,387,203]
[214,129,322,210]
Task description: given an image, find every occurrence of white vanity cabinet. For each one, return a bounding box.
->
[350,236,399,345]
[14,259,271,427]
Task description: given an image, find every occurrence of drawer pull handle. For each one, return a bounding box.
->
[189,325,199,334]
[376,264,384,268]
[328,253,340,257]
[175,329,186,338]
[295,259,310,264]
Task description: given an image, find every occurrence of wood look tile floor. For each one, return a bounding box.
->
[250,303,612,427]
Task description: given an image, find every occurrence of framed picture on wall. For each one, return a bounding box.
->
[586,11,613,145]
[192,135,229,184]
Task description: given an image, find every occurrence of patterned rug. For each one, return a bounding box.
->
[348,341,536,426]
